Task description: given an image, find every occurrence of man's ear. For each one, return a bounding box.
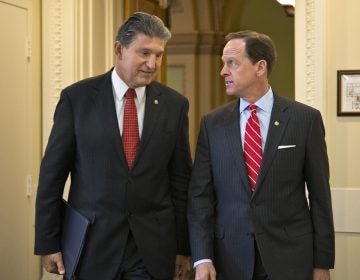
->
[256,60,267,76]
[114,41,123,57]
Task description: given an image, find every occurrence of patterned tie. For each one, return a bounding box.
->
[122,88,139,169]
[244,104,262,191]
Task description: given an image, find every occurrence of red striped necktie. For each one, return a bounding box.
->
[122,88,139,169]
[244,104,262,191]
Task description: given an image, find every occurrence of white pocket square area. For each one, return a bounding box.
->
[278,145,296,149]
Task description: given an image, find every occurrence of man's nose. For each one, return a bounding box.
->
[220,65,229,76]
[146,55,157,69]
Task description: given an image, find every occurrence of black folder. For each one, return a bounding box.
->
[61,200,91,280]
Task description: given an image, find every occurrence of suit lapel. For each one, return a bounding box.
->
[134,83,163,163]
[91,70,128,168]
[222,100,253,196]
[253,94,290,195]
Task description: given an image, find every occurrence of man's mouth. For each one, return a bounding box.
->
[140,70,155,75]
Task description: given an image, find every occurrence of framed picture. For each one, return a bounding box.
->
[337,70,360,116]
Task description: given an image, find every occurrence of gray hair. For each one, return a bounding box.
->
[116,12,171,47]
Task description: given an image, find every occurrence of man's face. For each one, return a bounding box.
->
[220,38,260,98]
[114,33,165,88]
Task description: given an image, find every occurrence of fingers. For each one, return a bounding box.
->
[41,252,65,275]
[313,268,330,280]
[174,267,191,280]
[174,255,192,280]
[195,263,216,280]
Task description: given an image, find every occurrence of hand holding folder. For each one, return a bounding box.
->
[61,200,92,280]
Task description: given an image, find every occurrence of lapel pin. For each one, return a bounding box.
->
[274,121,280,126]
[154,99,159,105]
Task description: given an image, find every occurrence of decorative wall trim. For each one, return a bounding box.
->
[42,0,66,149]
[49,0,63,106]
[332,188,360,233]
[295,0,326,118]
[305,0,315,107]
[43,0,118,148]
[104,0,115,70]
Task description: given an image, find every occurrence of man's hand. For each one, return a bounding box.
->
[41,252,65,275]
[174,255,192,280]
[194,262,216,280]
[313,268,330,280]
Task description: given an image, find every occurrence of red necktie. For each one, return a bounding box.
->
[122,88,139,169]
[244,104,262,191]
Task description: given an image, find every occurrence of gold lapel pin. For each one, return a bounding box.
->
[274,121,280,126]
[154,99,159,105]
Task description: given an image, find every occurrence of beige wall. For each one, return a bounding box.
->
[296,0,360,278]
[327,0,360,189]
[0,0,41,279]
[32,0,42,277]
[327,0,360,278]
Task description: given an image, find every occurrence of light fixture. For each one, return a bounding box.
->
[277,0,295,17]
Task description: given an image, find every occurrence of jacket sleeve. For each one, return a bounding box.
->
[34,90,75,255]
[169,98,192,255]
[187,116,216,262]
[304,110,335,268]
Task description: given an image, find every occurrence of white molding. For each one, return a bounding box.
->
[88,0,93,77]
[104,0,114,70]
[42,0,76,149]
[331,188,360,233]
[295,0,327,120]
[75,0,84,80]
[42,0,64,149]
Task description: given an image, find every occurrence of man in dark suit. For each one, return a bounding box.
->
[35,12,192,280]
[188,31,335,280]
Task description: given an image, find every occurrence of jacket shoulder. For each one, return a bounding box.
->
[203,99,239,120]
[148,81,188,103]
[62,71,111,94]
[274,94,322,117]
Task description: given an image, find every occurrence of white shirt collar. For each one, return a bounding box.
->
[239,87,274,114]
[111,69,146,102]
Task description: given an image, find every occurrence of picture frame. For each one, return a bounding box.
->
[337,70,360,116]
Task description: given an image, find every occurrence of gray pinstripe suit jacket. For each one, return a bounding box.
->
[188,93,335,280]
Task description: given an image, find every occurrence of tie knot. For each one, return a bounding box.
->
[125,88,136,99]
[249,104,257,113]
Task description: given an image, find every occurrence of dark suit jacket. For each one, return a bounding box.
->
[188,94,335,280]
[35,70,192,279]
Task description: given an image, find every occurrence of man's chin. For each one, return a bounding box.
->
[135,78,154,87]
[225,90,235,96]
[141,75,156,84]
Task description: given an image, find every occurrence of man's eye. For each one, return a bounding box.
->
[227,60,238,68]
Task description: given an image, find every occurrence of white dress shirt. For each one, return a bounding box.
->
[111,69,146,137]
[239,87,274,150]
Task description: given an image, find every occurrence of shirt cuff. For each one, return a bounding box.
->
[193,259,212,268]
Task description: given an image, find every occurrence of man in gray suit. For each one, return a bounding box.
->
[35,12,192,280]
[188,31,334,280]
